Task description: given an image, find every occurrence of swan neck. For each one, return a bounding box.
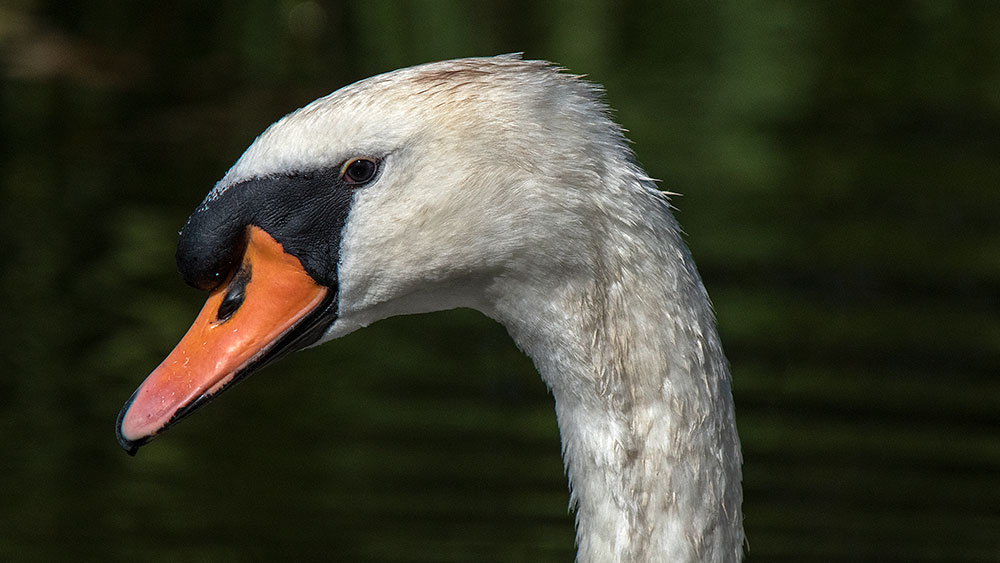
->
[489,187,743,562]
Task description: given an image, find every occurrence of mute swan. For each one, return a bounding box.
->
[116,55,743,562]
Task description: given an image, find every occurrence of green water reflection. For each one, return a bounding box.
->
[2,2,999,561]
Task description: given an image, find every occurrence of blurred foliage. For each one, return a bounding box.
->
[1,1,999,562]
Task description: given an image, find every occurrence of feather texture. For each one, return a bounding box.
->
[214,55,744,562]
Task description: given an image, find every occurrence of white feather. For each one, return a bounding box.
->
[218,55,743,563]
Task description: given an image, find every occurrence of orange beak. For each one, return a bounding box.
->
[116,226,328,454]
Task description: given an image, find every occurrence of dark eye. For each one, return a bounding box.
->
[342,158,378,185]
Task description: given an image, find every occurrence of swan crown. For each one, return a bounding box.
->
[213,54,637,199]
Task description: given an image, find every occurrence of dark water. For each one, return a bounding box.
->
[3,2,999,561]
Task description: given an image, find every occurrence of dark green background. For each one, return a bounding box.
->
[2,2,998,561]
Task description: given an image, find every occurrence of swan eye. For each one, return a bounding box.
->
[341,158,378,185]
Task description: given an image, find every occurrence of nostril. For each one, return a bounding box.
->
[216,264,251,323]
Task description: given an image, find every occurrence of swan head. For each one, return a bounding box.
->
[116,55,638,453]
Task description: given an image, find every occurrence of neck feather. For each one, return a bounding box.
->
[486,179,743,563]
